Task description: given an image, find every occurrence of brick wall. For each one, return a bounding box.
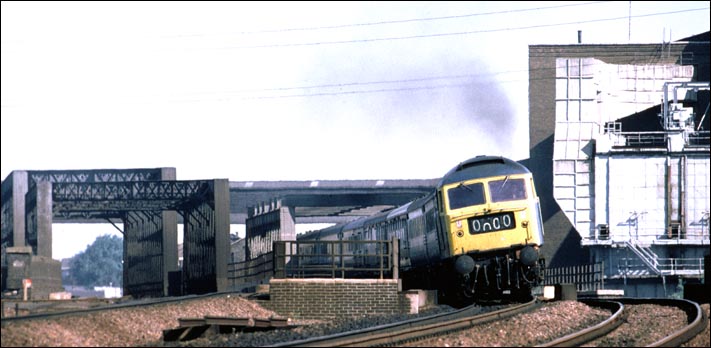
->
[263,278,411,319]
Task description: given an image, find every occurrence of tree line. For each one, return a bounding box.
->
[64,234,123,287]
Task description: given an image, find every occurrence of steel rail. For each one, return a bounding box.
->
[535,300,624,347]
[270,298,539,347]
[538,297,707,347]
[620,298,708,347]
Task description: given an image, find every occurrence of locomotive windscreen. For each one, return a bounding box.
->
[489,178,527,202]
[448,182,485,209]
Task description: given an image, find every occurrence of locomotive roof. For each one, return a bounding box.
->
[438,155,530,187]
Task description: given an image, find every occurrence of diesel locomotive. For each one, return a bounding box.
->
[297,155,545,303]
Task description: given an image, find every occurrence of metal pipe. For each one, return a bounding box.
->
[680,156,686,239]
[666,156,672,238]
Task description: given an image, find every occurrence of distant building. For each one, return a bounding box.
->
[528,31,709,297]
[94,285,122,298]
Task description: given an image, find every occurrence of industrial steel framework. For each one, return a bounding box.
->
[1,169,229,298]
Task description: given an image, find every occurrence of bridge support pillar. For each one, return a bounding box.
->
[214,179,230,292]
[2,171,29,251]
[161,210,178,296]
[182,179,230,294]
[123,211,165,297]
[37,182,53,258]
[25,181,53,258]
[159,168,178,296]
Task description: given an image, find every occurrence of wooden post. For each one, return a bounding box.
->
[379,241,384,280]
[340,239,344,278]
[392,236,399,281]
[273,242,285,279]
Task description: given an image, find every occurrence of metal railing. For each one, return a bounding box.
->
[617,257,706,276]
[273,238,399,280]
[608,131,667,147]
[688,131,710,146]
[591,224,710,242]
[657,258,706,275]
[227,238,401,292]
[607,130,711,148]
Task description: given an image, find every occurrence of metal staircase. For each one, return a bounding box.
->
[625,240,661,275]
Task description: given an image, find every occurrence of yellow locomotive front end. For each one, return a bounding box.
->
[436,157,545,300]
[442,173,543,256]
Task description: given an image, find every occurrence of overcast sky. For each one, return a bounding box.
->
[2,1,709,259]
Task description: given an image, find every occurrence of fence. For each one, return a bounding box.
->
[227,238,400,292]
[273,238,399,280]
[543,262,605,292]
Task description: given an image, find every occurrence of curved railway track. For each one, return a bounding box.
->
[269,298,540,347]
[538,298,707,347]
[270,297,707,348]
[536,299,624,347]
[641,298,708,347]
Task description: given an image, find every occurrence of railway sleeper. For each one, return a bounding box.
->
[162,316,293,342]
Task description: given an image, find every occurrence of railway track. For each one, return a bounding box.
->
[269,298,540,347]
[1,291,244,323]
[3,294,706,347]
[538,298,707,347]
[269,297,707,348]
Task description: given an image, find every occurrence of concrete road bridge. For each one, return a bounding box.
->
[229,179,438,224]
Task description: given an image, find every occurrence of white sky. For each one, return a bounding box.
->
[2,1,709,260]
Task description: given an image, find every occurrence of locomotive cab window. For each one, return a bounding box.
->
[489,177,527,202]
[447,182,485,210]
